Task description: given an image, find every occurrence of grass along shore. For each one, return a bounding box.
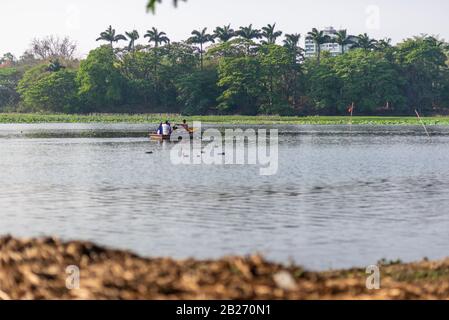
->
[2,113,449,125]
[0,236,449,300]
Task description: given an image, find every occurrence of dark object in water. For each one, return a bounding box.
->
[146,151,153,154]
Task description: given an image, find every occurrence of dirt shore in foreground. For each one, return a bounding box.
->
[0,236,448,300]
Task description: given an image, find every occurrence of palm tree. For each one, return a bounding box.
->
[236,24,262,41]
[334,29,353,54]
[187,28,215,69]
[144,27,170,47]
[283,33,303,108]
[236,24,262,55]
[96,25,127,48]
[147,0,186,12]
[376,38,392,50]
[352,33,378,50]
[306,28,331,63]
[213,24,235,42]
[125,30,140,52]
[261,23,283,45]
[283,33,303,62]
[283,33,301,50]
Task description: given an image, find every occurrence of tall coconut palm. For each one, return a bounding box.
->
[334,29,353,54]
[283,33,301,51]
[236,24,262,41]
[236,24,262,55]
[283,33,303,61]
[125,30,140,52]
[283,33,303,107]
[352,33,378,50]
[213,24,235,42]
[306,28,331,63]
[187,28,215,69]
[144,27,170,48]
[96,25,127,48]
[261,23,283,45]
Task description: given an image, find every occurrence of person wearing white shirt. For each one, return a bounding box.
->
[161,121,172,135]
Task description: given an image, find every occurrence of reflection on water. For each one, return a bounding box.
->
[1,123,449,270]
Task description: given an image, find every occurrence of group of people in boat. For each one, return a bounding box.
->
[155,120,190,136]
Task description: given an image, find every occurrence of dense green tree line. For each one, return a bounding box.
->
[0,25,448,115]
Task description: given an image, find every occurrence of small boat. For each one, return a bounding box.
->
[150,131,194,141]
[149,134,171,141]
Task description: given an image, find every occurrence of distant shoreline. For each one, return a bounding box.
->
[0,236,447,300]
[1,113,449,125]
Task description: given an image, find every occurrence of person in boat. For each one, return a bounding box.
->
[176,119,190,132]
[161,121,172,136]
[156,122,163,135]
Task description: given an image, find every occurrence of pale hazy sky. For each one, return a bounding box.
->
[1,0,449,58]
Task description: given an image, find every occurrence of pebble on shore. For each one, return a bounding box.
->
[0,236,448,300]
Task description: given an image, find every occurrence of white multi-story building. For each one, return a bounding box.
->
[304,27,352,58]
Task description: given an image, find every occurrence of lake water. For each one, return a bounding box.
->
[1,123,449,270]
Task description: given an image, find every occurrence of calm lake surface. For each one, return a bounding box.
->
[1,123,449,270]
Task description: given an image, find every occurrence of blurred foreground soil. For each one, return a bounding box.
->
[0,236,448,300]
